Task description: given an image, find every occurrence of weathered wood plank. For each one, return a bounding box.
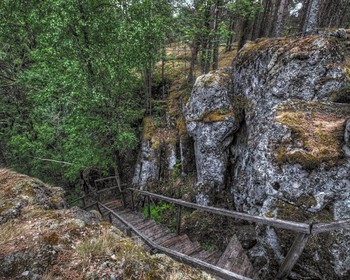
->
[275,233,309,280]
[312,219,350,234]
[216,235,257,279]
[129,189,311,233]
[94,176,118,183]
[176,205,182,235]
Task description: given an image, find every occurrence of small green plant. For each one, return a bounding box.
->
[143,202,176,224]
[171,159,182,179]
[202,242,214,251]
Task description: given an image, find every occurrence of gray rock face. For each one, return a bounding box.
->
[184,36,350,278]
[184,69,240,205]
[132,117,178,189]
[132,141,160,189]
[229,36,350,278]
[344,119,350,157]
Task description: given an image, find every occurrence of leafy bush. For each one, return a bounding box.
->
[143,202,176,225]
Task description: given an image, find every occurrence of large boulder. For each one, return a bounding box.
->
[184,68,241,205]
[183,35,350,278]
[230,36,350,279]
[132,117,177,189]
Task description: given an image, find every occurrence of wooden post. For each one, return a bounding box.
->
[121,191,127,209]
[82,197,86,208]
[147,195,151,218]
[96,202,102,216]
[276,233,310,279]
[176,205,182,235]
[131,190,135,211]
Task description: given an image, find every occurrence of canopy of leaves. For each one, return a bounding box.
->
[0,0,170,182]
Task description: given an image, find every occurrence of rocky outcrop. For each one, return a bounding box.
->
[232,36,350,279]
[0,169,213,279]
[0,169,66,225]
[132,117,177,189]
[184,35,350,278]
[184,68,241,205]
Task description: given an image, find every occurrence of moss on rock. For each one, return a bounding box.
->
[275,100,350,170]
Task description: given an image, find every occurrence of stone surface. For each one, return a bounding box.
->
[183,35,350,278]
[184,68,240,205]
[132,117,178,189]
[229,36,350,279]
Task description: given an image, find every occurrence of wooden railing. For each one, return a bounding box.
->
[98,202,251,280]
[70,181,350,280]
[70,184,126,208]
[127,188,350,280]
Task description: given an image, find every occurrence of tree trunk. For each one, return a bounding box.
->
[303,0,321,35]
[275,0,289,37]
[0,142,6,168]
[212,0,223,70]
[187,35,200,84]
[225,16,235,51]
[237,18,251,51]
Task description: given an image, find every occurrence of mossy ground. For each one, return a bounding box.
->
[0,169,213,280]
[275,100,350,170]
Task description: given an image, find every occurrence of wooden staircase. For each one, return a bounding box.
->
[100,200,257,280]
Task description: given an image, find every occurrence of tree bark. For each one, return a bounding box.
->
[275,0,289,37]
[0,142,6,168]
[303,0,321,35]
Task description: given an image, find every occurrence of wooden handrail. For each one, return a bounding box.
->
[128,188,350,234]
[94,176,120,183]
[128,188,311,233]
[311,219,350,234]
[98,202,252,280]
[70,185,123,205]
[73,182,350,280]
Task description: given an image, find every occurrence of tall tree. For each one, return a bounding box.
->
[303,0,321,35]
[274,0,289,37]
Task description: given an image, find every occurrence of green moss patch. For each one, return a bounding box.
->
[329,86,350,103]
[275,101,350,170]
[234,35,340,68]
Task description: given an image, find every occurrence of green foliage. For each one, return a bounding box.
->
[0,0,171,183]
[143,202,176,224]
[171,159,182,179]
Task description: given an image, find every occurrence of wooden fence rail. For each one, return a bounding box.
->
[128,188,312,234]
[71,181,350,280]
[98,202,252,280]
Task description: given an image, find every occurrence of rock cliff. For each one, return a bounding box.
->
[230,35,350,279]
[184,35,350,279]
[184,68,241,205]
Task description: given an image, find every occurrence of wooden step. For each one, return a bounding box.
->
[155,232,177,245]
[182,242,202,256]
[149,229,173,241]
[192,249,219,262]
[215,235,257,279]
[161,234,188,248]
[136,220,157,231]
[206,250,221,265]
[171,238,198,255]
[142,223,162,237]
